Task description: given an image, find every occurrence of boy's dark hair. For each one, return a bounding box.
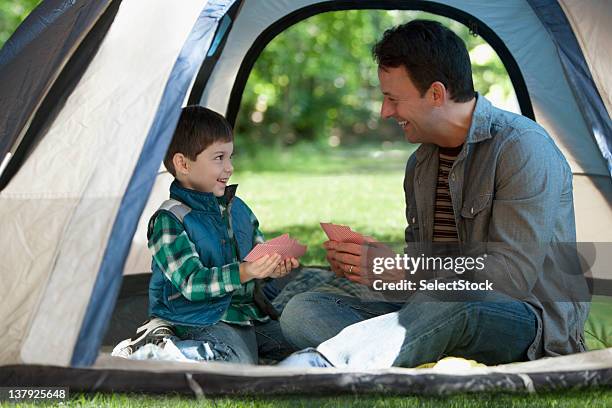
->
[164,106,233,176]
[372,20,475,102]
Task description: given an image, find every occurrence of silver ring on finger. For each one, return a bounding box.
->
[348,265,353,273]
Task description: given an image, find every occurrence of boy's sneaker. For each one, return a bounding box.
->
[111,318,175,358]
[277,347,334,368]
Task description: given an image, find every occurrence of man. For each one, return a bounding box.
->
[279,20,588,369]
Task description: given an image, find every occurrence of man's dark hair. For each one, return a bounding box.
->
[373,20,475,102]
[163,106,233,176]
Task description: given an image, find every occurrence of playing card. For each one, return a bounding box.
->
[320,222,371,245]
[320,223,344,241]
[243,234,307,262]
[266,233,290,245]
[288,240,307,258]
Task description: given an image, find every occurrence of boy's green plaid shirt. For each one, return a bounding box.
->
[148,201,268,325]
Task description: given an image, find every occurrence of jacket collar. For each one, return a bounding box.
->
[169,180,238,212]
[464,93,493,144]
[415,93,492,163]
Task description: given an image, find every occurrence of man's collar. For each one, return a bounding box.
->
[415,93,492,163]
[464,93,493,144]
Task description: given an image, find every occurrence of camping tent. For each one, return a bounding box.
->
[0,0,610,395]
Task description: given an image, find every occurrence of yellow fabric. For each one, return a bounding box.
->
[416,356,486,369]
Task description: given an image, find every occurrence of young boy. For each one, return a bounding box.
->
[119,106,298,364]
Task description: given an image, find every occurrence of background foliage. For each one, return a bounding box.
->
[0,0,40,46]
[234,9,518,156]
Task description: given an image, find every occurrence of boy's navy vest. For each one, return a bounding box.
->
[148,181,256,326]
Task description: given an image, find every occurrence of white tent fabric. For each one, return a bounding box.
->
[559,0,611,115]
[0,0,210,366]
[124,171,174,275]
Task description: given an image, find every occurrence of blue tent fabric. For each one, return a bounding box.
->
[70,0,237,367]
[0,1,93,66]
[526,0,612,177]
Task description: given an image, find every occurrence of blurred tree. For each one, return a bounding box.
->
[0,0,41,48]
[236,10,390,153]
[235,10,517,152]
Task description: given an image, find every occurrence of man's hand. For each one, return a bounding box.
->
[239,254,282,283]
[324,241,347,277]
[324,240,369,284]
[269,257,299,278]
[324,239,403,285]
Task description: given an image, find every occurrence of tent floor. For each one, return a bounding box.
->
[43,271,612,396]
[1,351,612,396]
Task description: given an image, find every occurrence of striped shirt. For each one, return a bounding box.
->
[432,145,463,242]
[148,201,268,326]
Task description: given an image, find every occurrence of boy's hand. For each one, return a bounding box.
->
[269,257,299,278]
[240,254,282,283]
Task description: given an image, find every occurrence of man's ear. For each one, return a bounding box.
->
[173,153,190,176]
[428,81,447,107]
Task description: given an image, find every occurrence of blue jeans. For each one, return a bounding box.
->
[280,290,538,368]
[173,319,294,364]
[166,267,337,365]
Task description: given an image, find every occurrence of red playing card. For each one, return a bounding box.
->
[341,232,363,244]
[320,223,349,241]
[243,244,270,262]
[244,235,307,262]
[243,244,282,261]
[320,223,336,240]
[320,222,371,245]
[288,240,307,258]
[333,225,353,240]
[266,233,290,245]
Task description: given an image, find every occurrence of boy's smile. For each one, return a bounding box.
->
[180,141,234,196]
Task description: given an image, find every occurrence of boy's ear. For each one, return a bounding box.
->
[173,153,190,176]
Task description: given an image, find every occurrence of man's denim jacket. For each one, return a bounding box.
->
[404,94,589,359]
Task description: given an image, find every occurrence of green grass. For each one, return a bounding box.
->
[10,388,611,407]
[231,172,407,264]
[234,141,414,175]
[231,143,415,264]
[585,295,612,350]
